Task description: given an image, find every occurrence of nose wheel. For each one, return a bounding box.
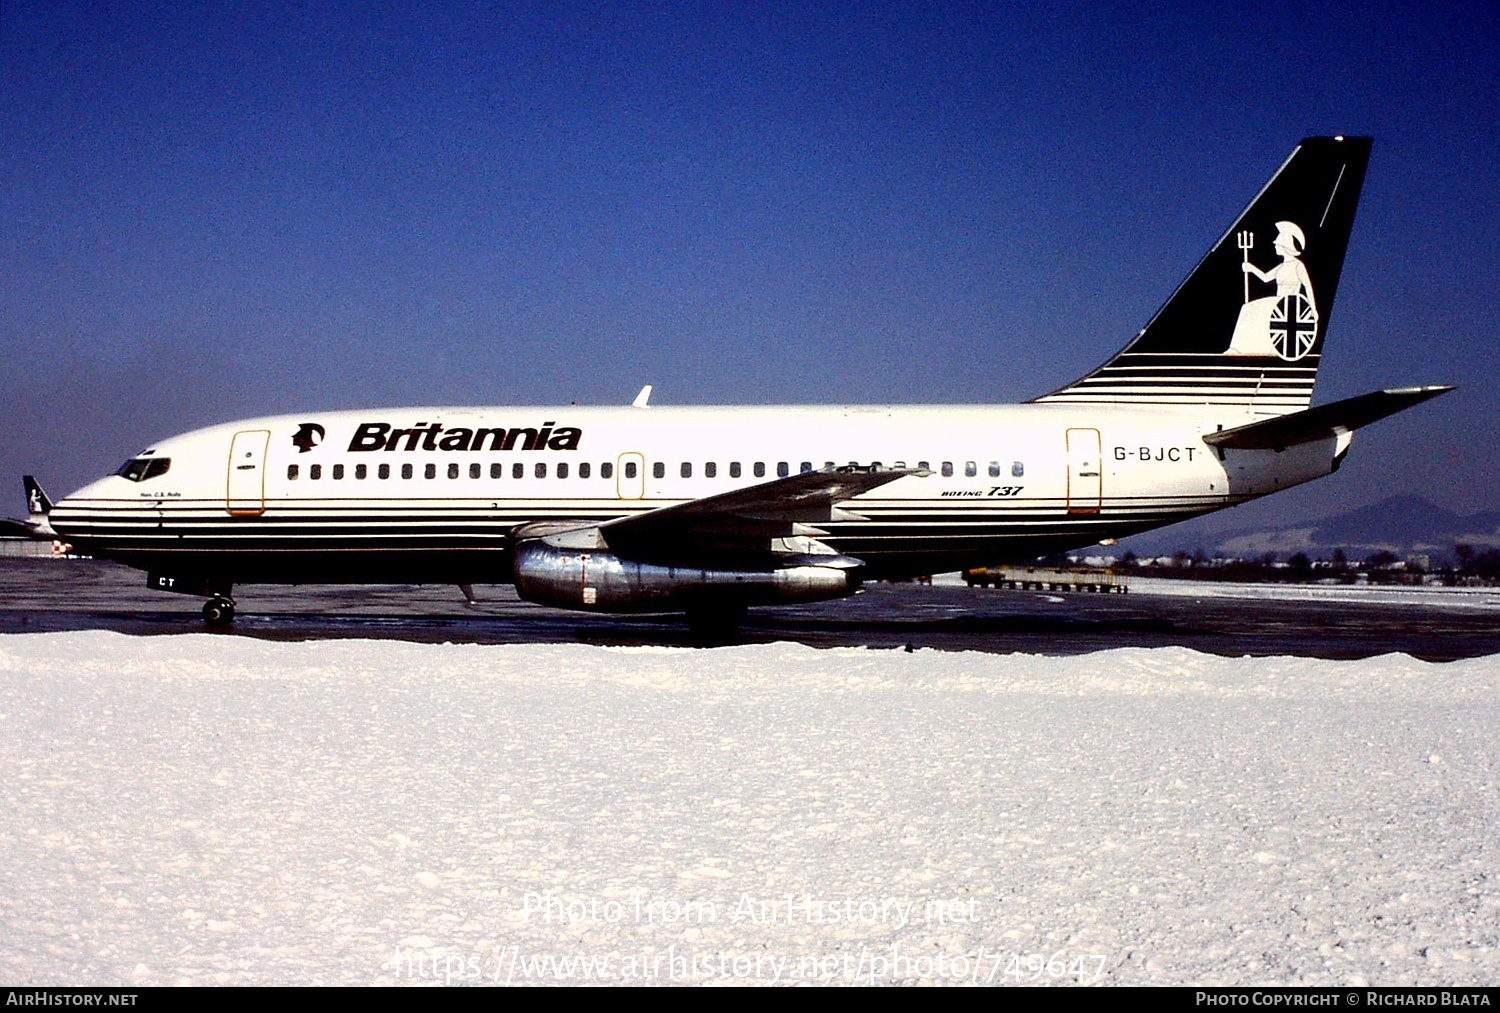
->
[202,596,236,626]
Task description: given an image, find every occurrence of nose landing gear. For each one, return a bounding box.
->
[202,595,236,626]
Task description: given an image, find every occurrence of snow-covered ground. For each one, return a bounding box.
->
[1,632,1496,986]
[1125,577,1500,609]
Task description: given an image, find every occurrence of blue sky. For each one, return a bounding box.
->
[3,2,1497,531]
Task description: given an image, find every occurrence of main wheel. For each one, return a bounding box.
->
[203,597,235,626]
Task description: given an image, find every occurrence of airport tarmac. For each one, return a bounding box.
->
[0,557,1495,660]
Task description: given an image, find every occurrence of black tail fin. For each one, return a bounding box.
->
[1035,136,1371,414]
[23,476,52,517]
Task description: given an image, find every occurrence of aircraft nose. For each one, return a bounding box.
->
[42,476,110,540]
[60,475,111,502]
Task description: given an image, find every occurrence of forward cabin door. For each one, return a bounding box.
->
[616,452,645,500]
[226,430,271,516]
[1065,427,1102,515]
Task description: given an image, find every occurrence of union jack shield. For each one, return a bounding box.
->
[1269,294,1318,361]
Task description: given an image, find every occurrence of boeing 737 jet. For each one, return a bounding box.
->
[21,137,1452,627]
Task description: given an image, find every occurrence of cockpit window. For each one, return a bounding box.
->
[116,457,171,482]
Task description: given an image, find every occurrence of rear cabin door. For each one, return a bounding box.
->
[1065,428,1102,515]
[226,430,271,516]
[616,452,645,500]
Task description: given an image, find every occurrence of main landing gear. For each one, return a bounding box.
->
[202,595,236,626]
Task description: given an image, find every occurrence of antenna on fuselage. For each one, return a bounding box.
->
[632,385,653,409]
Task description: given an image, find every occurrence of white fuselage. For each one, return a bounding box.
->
[49,401,1342,585]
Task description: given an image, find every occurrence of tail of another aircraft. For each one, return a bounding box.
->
[1035,136,1372,414]
[24,476,53,518]
[3,476,59,540]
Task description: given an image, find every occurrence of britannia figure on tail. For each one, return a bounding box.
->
[1226,220,1320,360]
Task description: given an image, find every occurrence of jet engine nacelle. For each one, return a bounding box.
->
[512,537,861,613]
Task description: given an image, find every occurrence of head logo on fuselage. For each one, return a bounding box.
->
[291,423,326,453]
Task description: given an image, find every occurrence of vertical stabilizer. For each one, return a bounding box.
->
[1034,136,1371,414]
[17,476,58,540]
[23,476,52,518]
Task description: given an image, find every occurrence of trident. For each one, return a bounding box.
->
[1237,230,1254,303]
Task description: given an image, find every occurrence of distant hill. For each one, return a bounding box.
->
[1210,495,1500,559]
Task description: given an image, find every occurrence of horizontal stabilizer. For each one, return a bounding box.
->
[1203,386,1454,451]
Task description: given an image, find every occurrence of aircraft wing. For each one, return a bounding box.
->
[0,518,34,538]
[1203,386,1455,451]
[596,467,924,564]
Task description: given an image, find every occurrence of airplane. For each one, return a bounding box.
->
[20,136,1453,629]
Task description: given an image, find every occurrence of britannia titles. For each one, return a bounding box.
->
[347,421,582,453]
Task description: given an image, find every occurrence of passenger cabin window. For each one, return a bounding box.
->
[754,462,765,478]
[333,464,345,480]
[800,462,812,473]
[580,462,591,479]
[777,462,789,478]
[513,463,524,479]
[623,462,635,479]
[470,463,481,479]
[287,464,298,480]
[116,457,172,483]
[356,464,367,479]
[680,462,692,478]
[602,462,615,479]
[729,462,741,478]
[379,463,390,480]
[447,463,459,479]
[310,464,322,480]
[988,461,1001,477]
[918,460,929,470]
[558,462,569,479]
[653,462,665,479]
[425,464,436,479]
[965,461,976,477]
[941,462,953,477]
[535,463,547,478]
[491,463,502,479]
[705,462,716,478]
[402,464,413,479]
[1012,461,1025,477]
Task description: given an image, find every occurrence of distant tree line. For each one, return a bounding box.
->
[1051,544,1500,586]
